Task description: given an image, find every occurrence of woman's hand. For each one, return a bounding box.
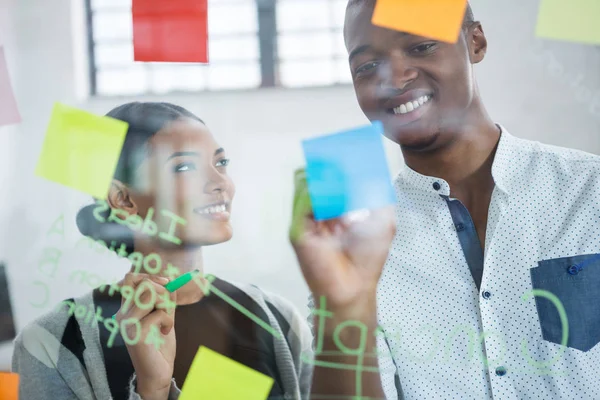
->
[114,273,177,400]
[289,168,396,315]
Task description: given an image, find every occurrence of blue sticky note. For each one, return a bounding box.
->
[302,121,395,220]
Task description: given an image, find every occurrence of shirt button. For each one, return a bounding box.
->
[567,265,579,275]
[482,290,492,299]
[432,182,441,190]
[495,366,507,376]
[455,223,465,232]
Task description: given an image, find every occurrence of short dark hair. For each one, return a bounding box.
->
[76,102,204,255]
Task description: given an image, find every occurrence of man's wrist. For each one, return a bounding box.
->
[313,292,379,330]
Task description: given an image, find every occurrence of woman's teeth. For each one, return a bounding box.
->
[196,204,227,214]
[393,95,431,115]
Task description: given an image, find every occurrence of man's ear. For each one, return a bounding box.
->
[468,22,487,64]
[107,179,138,219]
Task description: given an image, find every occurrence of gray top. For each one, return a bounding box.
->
[12,279,314,400]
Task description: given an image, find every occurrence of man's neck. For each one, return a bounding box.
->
[403,121,501,199]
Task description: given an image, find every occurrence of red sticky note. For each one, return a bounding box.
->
[132,0,208,63]
[0,47,21,127]
[372,0,468,43]
[0,372,19,400]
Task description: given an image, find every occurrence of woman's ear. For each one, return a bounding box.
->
[107,179,138,218]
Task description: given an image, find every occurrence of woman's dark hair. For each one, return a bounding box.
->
[76,102,204,255]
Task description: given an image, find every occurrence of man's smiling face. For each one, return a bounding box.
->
[344,1,487,151]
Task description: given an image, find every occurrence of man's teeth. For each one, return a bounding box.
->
[393,95,431,115]
[197,204,227,214]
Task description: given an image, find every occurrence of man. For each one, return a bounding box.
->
[291,1,600,399]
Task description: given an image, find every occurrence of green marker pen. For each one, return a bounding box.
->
[112,269,201,320]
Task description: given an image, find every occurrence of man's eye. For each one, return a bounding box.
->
[174,162,196,172]
[411,43,437,54]
[355,61,381,75]
[216,158,230,167]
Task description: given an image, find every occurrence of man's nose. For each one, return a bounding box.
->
[379,52,418,91]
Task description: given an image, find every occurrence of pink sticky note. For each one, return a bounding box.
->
[0,47,21,127]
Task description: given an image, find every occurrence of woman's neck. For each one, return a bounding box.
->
[129,237,207,304]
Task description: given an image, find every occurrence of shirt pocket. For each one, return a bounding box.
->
[530,253,600,352]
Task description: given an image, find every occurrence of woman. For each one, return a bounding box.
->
[12,102,313,400]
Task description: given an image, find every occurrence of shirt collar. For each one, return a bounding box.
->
[397,125,518,196]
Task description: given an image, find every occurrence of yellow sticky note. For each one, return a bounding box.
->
[372,0,468,43]
[180,347,274,400]
[535,0,600,45]
[35,103,128,198]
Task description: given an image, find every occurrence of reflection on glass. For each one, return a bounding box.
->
[207,63,261,90]
[209,37,260,62]
[278,32,335,59]
[277,0,333,31]
[97,67,148,96]
[93,11,133,41]
[280,60,336,87]
[95,43,135,68]
[149,65,208,93]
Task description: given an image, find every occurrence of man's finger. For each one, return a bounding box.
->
[290,168,314,242]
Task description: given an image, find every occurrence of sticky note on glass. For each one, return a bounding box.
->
[302,121,395,221]
[35,103,128,198]
[535,0,600,45]
[179,346,273,400]
[0,47,21,127]
[133,0,208,62]
[0,372,19,400]
[372,0,468,43]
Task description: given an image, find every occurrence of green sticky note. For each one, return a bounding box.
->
[180,347,274,400]
[535,0,600,45]
[35,103,128,198]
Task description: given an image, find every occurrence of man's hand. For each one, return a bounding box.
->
[289,168,396,313]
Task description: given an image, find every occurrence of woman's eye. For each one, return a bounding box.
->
[355,61,381,75]
[174,162,196,172]
[411,42,437,54]
[216,158,230,167]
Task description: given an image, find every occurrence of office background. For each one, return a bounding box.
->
[0,0,599,369]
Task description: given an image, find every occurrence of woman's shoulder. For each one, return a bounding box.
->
[215,277,312,343]
[215,278,299,317]
[13,291,96,367]
[20,292,95,336]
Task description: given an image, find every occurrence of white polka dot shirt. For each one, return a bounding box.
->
[377,127,600,399]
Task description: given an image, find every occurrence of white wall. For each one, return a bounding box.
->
[1,0,599,369]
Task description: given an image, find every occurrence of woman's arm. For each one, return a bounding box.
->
[12,325,93,400]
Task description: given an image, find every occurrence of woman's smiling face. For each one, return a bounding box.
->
[130,117,236,247]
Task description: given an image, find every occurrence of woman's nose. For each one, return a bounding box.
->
[204,168,227,193]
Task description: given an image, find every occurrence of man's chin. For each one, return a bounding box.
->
[385,127,440,152]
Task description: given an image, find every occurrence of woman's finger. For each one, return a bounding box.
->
[140,309,175,336]
[116,277,171,321]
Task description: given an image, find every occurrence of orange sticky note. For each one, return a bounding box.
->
[132,0,208,63]
[179,347,273,400]
[372,0,468,43]
[0,372,19,400]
